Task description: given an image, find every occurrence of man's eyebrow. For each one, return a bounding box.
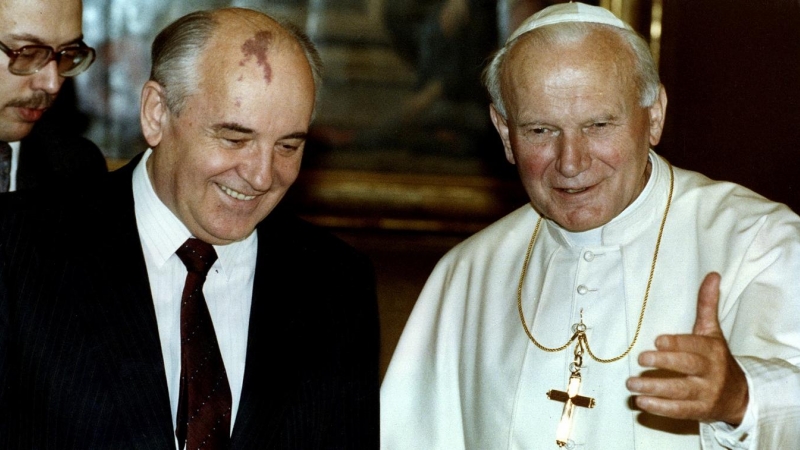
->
[9,33,86,48]
[279,131,308,140]
[211,123,255,134]
[515,120,548,128]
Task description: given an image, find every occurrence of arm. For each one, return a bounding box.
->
[627,214,800,449]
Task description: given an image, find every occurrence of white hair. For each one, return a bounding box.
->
[483,22,660,118]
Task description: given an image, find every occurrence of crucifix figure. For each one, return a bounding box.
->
[546,320,596,447]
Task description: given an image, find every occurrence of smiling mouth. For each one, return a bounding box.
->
[217,183,257,201]
[561,187,589,194]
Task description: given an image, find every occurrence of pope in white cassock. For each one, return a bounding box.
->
[380,3,800,449]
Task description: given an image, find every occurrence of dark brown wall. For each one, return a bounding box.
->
[658,0,800,213]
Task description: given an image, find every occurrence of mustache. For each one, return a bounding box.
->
[6,92,56,110]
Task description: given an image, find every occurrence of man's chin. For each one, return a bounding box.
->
[190,224,258,246]
[550,211,609,232]
[0,121,36,143]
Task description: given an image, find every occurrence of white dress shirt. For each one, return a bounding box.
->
[132,149,256,443]
[8,140,20,192]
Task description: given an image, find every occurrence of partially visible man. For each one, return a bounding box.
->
[381,3,800,449]
[0,0,105,192]
[0,7,379,449]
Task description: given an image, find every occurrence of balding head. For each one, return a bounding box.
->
[140,7,321,245]
[484,4,659,119]
[149,8,322,118]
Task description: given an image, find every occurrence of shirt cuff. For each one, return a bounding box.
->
[704,358,756,449]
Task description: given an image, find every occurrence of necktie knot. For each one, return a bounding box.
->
[176,238,217,276]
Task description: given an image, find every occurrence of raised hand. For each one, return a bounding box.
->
[626,272,749,424]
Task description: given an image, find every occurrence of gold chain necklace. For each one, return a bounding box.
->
[516,163,674,447]
[517,162,674,363]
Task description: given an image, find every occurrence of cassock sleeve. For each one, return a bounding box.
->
[701,209,800,449]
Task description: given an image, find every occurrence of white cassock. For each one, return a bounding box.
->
[381,151,800,450]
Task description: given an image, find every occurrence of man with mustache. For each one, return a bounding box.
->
[0,0,105,193]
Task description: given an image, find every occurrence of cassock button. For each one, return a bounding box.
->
[583,251,595,262]
[577,285,589,295]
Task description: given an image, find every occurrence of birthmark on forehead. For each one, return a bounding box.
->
[239,30,274,84]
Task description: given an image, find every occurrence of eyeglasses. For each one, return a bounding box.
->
[0,40,96,77]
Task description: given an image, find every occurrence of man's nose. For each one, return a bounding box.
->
[29,60,63,95]
[240,148,273,192]
[555,132,591,178]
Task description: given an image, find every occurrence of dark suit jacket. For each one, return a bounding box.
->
[0,158,380,449]
[15,120,107,191]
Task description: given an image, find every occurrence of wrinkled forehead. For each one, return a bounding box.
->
[506,25,633,79]
[501,28,639,111]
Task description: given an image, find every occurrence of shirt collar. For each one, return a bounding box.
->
[133,149,193,269]
[8,141,20,192]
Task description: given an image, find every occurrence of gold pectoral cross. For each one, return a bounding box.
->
[547,373,595,447]
[546,318,596,447]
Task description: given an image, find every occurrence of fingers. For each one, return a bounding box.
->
[627,375,701,401]
[627,367,748,424]
[632,396,709,421]
[638,349,709,376]
[693,272,722,337]
[625,273,749,424]
[651,334,724,354]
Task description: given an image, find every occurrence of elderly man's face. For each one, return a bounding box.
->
[0,0,83,142]
[142,22,315,245]
[491,30,666,232]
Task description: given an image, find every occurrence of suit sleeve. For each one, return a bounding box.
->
[0,249,9,445]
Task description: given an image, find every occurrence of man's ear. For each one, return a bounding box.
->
[648,85,668,147]
[489,104,516,165]
[140,81,169,148]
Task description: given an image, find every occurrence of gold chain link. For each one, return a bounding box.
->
[517,163,674,363]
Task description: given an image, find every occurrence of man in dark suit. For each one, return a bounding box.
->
[0,7,379,449]
[0,0,106,192]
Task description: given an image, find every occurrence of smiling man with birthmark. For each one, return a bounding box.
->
[381,3,800,449]
[0,8,379,449]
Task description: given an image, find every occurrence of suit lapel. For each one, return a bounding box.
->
[231,211,306,447]
[70,159,175,446]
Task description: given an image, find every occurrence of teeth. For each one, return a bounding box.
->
[219,184,256,201]
[564,188,587,194]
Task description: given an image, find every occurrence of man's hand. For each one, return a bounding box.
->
[626,272,749,425]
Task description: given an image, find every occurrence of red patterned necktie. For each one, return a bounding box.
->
[0,142,11,193]
[174,238,232,450]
